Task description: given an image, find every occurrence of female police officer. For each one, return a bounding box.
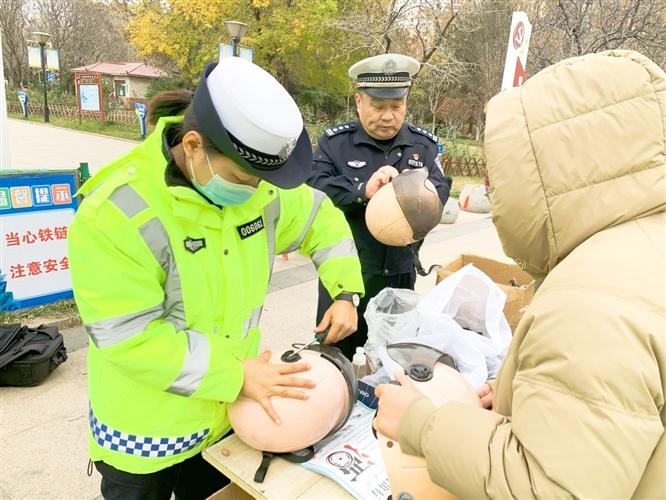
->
[68,57,364,499]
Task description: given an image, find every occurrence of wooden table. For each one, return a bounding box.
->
[204,434,353,499]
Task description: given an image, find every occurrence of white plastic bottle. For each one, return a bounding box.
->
[352,346,369,378]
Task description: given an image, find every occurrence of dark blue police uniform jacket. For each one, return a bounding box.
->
[308,121,452,277]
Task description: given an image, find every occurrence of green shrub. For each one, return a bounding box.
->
[145,76,192,100]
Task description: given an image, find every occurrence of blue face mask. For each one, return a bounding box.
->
[189,151,256,206]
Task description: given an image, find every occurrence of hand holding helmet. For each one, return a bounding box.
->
[240,351,315,424]
[478,382,494,409]
[373,344,480,499]
[365,166,400,199]
[365,168,443,246]
[373,369,424,441]
[230,344,358,458]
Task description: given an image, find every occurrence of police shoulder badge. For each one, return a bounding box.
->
[408,124,438,143]
[325,122,356,137]
[184,237,206,253]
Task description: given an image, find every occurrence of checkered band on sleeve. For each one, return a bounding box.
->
[89,408,209,458]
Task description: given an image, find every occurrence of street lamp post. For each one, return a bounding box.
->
[32,31,51,122]
[224,21,249,57]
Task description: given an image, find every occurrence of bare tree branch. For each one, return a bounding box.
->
[0,0,29,86]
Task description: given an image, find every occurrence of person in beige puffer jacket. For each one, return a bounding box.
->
[374,50,665,498]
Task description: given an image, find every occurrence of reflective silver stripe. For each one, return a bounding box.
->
[264,194,281,275]
[139,218,186,332]
[93,186,204,398]
[167,329,210,396]
[87,216,186,348]
[283,189,327,253]
[108,184,148,219]
[86,305,163,348]
[134,213,208,396]
[311,237,358,270]
[242,306,263,337]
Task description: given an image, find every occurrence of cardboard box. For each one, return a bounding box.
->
[207,483,253,500]
[436,254,535,331]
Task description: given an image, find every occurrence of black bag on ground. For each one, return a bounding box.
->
[0,323,68,386]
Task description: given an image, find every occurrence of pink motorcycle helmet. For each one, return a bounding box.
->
[376,343,480,499]
[228,343,358,482]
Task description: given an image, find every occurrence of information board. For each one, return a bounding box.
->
[0,171,80,310]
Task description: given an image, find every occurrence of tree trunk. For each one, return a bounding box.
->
[474,125,482,142]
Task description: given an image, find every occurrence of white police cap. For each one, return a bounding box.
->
[192,57,312,189]
[348,53,420,99]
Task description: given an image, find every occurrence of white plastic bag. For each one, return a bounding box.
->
[417,264,512,380]
[364,264,512,389]
[363,287,421,367]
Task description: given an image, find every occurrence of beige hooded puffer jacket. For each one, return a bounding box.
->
[399,50,665,498]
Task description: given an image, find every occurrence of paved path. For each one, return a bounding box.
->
[6,119,137,173]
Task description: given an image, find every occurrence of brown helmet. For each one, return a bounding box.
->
[365,168,443,246]
[377,343,480,499]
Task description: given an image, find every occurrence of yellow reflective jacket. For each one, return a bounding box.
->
[68,116,364,474]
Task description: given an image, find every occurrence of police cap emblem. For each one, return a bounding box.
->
[278,137,298,162]
[382,59,397,75]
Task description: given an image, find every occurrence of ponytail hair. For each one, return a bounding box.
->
[147,89,219,153]
[147,90,193,126]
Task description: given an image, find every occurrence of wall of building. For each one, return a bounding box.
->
[129,77,152,99]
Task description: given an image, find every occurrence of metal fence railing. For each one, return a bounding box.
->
[6,102,137,125]
[5,103,490,177]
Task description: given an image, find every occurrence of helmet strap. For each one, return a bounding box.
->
[253,447,315,483]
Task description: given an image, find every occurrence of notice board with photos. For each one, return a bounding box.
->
[75,72,105,124]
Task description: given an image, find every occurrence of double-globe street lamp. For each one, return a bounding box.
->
[31,31,52,122]
[224,21,249,57]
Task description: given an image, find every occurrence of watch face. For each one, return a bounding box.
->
[352,294,360,307]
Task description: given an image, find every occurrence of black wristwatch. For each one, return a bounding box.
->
[335,292,360,307]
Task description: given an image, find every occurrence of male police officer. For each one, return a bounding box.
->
[309,54,452,359]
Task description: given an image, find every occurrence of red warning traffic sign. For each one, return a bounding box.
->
[502,12,532,91]
[513,57,527,86]
[513,21,525,49]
